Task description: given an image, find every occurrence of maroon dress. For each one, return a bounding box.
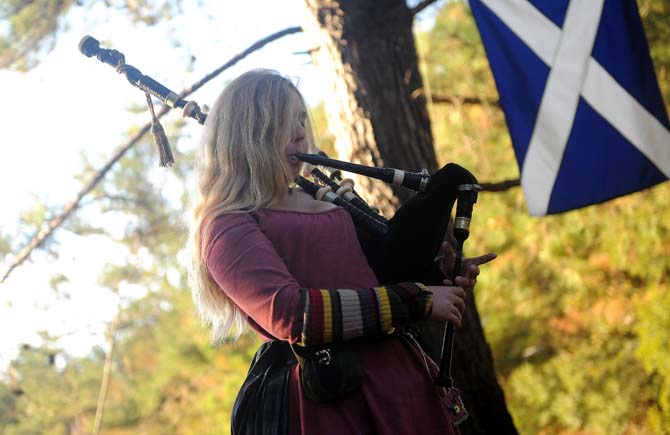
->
[205,207,459,435]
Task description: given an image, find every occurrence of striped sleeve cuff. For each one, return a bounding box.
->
[299,283,433,346]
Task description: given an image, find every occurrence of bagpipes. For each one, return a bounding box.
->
[79,35,481,422]
[294,154,481,392]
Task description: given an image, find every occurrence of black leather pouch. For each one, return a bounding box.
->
[290,342,364,403]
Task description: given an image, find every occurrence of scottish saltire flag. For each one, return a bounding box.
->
[469,0,670,215]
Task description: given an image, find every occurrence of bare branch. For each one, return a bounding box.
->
[411,0,439,17]
[431,93,501,107]
[480,178,520,192]
[1,26,303,284]
[1,123,153,284]
[292,47,319,56]
[92,318,119,435]
[182,26,302,96]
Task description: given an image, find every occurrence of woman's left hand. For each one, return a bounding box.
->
[439,242,497,294]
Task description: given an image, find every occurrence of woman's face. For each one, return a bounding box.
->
[284,90,308,181]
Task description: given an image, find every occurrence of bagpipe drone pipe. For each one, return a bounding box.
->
[294,153,481,391]
[294,152,480,285]
[78,34,481,390]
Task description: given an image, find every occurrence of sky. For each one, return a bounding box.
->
[0,1,441,369]
[0,0,325,368]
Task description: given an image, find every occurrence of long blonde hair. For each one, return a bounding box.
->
[188,69,312,343]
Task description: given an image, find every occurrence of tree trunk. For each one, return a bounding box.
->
[302,1,517,433]
[303,0,436,215]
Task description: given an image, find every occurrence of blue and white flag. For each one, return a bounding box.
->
[469,0,670,215]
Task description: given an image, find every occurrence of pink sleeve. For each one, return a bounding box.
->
[204,212,434,346]
[204,212,304,343]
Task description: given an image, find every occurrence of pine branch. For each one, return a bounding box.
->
[1,26,302,284]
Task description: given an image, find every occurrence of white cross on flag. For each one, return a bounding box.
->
[469,0,670,215]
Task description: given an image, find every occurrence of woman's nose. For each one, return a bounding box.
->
[294,121,306,138]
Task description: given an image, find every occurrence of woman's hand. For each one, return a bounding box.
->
[438,241,497,293]
[427,285,467,325]
[428,243,497,325]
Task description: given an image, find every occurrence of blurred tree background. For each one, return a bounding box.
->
[0,1,668,434]
[417,1,669,434]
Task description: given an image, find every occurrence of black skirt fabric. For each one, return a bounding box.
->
[231,341,297,435]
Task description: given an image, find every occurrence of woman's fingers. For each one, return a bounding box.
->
[441,241,456,258]
[431,250,497,324]
[448,286,466,314]
[455,275,477,291]
[447,306,462,326]
[452,295,465,314]
[466,253,497,267]
[428,285,467,324]
[438,242,456,276]
[442,250,497,280]
[463,264,480,280]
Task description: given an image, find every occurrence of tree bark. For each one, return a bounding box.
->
[302,1,517,433]
[303,0,436,215]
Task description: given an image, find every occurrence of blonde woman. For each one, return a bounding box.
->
[189,69,492,435]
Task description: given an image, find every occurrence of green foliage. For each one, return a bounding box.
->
[96,287,259,434]
[1,1,668,434]
[0,383,19,429]
[636,285,670,433]
[14,197,63,257]
[418,0,496,100]
[309,101,336,156]
[417,1,670,434]
[0,231,12,256]
[0,0,76,71]
[639,0,670,99]
[1,117,260,433]
[2,338,99,435]
[0,0,185,71]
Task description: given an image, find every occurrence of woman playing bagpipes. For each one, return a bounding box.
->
[188,69,496,434]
